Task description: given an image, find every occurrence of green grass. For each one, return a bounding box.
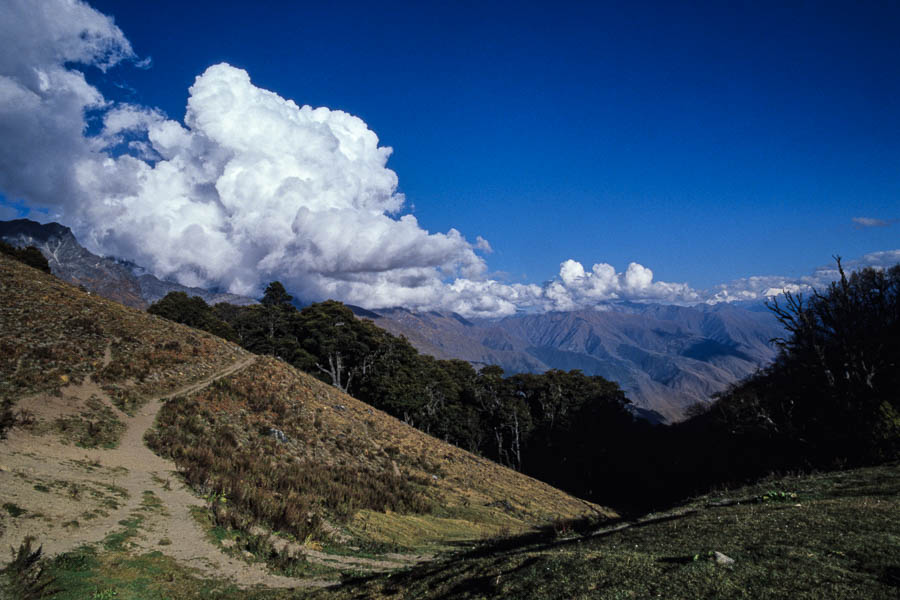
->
[3,502,27,517]
[103,516,144,552]
[31,511,308,600]
[42,545,300,600]
[315,463,900,600]
[188,505,343,582]
[139,490,167,515]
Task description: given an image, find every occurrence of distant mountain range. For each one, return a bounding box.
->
[352,302,783,423]
[0,219,257,309]
[2,218,782,422]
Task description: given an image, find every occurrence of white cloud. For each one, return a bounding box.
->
[3,1,895,319]
[75,63,491,306]
[706,250,900,304]
[547,259,699,309]
[846,249,900,270]
[0,0,707,318]
[475,235,493,253]
[852,216,892,228]
[0,5,495,312]
[0,0,134,213]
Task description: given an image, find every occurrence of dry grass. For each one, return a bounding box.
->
[50,396,125,448]
[147,356,613,551]
[0,254,249,411]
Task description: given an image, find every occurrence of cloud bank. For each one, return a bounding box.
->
[707,250,900,304]
[0,0,708,317]
[1,1,897,317]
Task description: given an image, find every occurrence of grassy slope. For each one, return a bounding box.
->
[17,464,899,599]
[0,254,248,412]
[5,255,898,599]
[146,356,611,550]
[315,464,900,599]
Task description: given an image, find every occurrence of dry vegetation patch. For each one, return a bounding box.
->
[0,254,249,413]
[147,357,612,552]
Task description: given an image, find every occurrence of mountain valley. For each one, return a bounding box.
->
[2,219,784,423]
[355,302,783,422]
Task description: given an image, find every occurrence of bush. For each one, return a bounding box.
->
[705,260,900,471]
[0,538,57,599]
[0,240,50,273]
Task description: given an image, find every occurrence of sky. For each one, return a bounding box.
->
[0,0,897,316]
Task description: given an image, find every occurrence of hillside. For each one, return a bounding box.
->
[0,253,609,592]
[318,464,900,599]
[357,303,784,422]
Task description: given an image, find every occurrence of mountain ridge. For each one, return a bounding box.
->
[0,218,257,309]
[353,302,783,422]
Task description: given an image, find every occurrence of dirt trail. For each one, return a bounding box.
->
[246,524,432,573]
[0,356,333,589]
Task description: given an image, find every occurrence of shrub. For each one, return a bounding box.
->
[147,364,431,542]
[0,537,57,599]
[0,241,50,273]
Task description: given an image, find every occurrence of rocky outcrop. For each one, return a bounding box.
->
[0,219,256,309]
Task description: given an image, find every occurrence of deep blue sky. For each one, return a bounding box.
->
[82,1,900,287]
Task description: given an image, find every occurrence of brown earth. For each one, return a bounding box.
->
[0,356,335,589]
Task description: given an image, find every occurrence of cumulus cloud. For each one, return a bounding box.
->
[0,0,709,318]
[7,1,893,318]
[0,0,134,215]
[74,64,494,306]
[0,1,496,312]
[474,236,493,253]
[550,259,699,308]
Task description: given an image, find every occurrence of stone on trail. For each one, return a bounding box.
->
[713,551,735,566]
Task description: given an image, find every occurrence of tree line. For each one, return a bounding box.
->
[599,260,900,512]
[0,240,50,273]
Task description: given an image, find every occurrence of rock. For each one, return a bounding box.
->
[713,551,735,566]
[268,427,288,443]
